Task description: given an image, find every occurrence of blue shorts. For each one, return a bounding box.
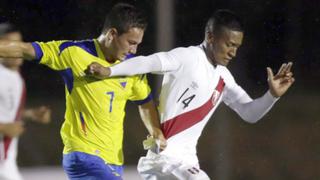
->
[62,151,123,180]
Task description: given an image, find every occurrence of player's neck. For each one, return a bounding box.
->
[97,35,116,63]
[201,42,217,67]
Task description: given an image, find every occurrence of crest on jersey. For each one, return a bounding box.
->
[120,82,127,88]
[211,90,221,106]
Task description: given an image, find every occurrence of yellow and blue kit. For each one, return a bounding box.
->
[31,39,152,166]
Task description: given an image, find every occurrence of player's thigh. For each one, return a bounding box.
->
[172,165,210,180]
[138,155,176,180]
[138,155,209,180]
[139,164,209,180]
[62,151,123,180]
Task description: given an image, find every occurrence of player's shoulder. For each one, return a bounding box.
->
[217,65,236,83]
[170,45,202,55]
[59,39,97,57]
[0,65,14,77]
[166,45,203,64]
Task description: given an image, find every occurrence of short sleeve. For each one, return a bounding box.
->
[129,74,153,105]
[31,40,68,70]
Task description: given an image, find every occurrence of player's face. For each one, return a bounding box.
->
[0,32,23,70]
[208,28,243,66]
[112,27,144,61]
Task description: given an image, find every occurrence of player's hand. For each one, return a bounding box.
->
[85,62,111,79]
[1,122,25,138]
[143,134,167,153]
[24,106,51,124]
[267,62,295,97]
[154,133,167,152]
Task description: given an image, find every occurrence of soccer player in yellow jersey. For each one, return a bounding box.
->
[0,3,166,179]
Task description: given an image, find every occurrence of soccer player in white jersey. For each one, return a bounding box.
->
[0,23,51,180]
[86,9,295,180]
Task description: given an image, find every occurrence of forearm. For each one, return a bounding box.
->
[0,122,24,137]
[0,40,35,60]
[229,91,279,123]
[0,123,6,134]
[22,107,51,124]
[138,100,163,137]
[23,109,32,120]
[110,55,163,77]
[87,52,179,79]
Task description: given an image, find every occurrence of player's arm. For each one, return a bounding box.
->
[0,122,24,138]
[228,90,279,123]
[0,40,36,60]
[267,62,294,97]
[85,52,180,79]
[86,55,162,79]
[227,62,294,123]
[138,100,167,151]
[23,106,51,124]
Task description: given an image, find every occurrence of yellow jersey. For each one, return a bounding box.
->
[32,39,152,165]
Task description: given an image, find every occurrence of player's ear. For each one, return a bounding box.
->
[206,31,214,44]
[109,28,118,39]
[105,28,118,42]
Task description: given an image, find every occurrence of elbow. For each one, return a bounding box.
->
[236,108,263,124]
[243,117,261,124]
[240,113,262,124]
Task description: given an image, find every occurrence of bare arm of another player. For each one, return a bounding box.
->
[0,40,36,60]
[0,122,24,138]
[138,100,167,151]
[23,106,52,124]
[0,106,51,138]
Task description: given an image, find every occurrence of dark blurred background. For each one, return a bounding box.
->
[1,0,319,179]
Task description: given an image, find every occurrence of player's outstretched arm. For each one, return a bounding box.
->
[267,62,295,97]
[0,40,36,60]
[0,121,25,138]
[85,54,165,79]
[228,62,295,123]
[23,106,51,124]
[138,100,167,151]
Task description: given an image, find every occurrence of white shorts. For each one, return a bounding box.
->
[0,161,23,180]
[137,151,210,180]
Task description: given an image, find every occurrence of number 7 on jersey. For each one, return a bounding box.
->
[106,91,114,112]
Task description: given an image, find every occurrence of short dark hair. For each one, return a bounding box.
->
[0,23,19,36]
[102,3,147,35]
[205,9,244,35]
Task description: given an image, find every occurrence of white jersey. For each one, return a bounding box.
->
[154,45,246,165]
[0,64,25,180]
[109,44,278,179]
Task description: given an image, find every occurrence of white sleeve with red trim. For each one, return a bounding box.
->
[109,51,181,76]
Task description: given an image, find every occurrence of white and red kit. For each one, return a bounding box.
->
[110,44,278,179]
[0,64,25,180]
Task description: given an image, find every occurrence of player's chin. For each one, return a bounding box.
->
[217,61,229,66]
[117,56,125,61]
[222,59,231,66]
